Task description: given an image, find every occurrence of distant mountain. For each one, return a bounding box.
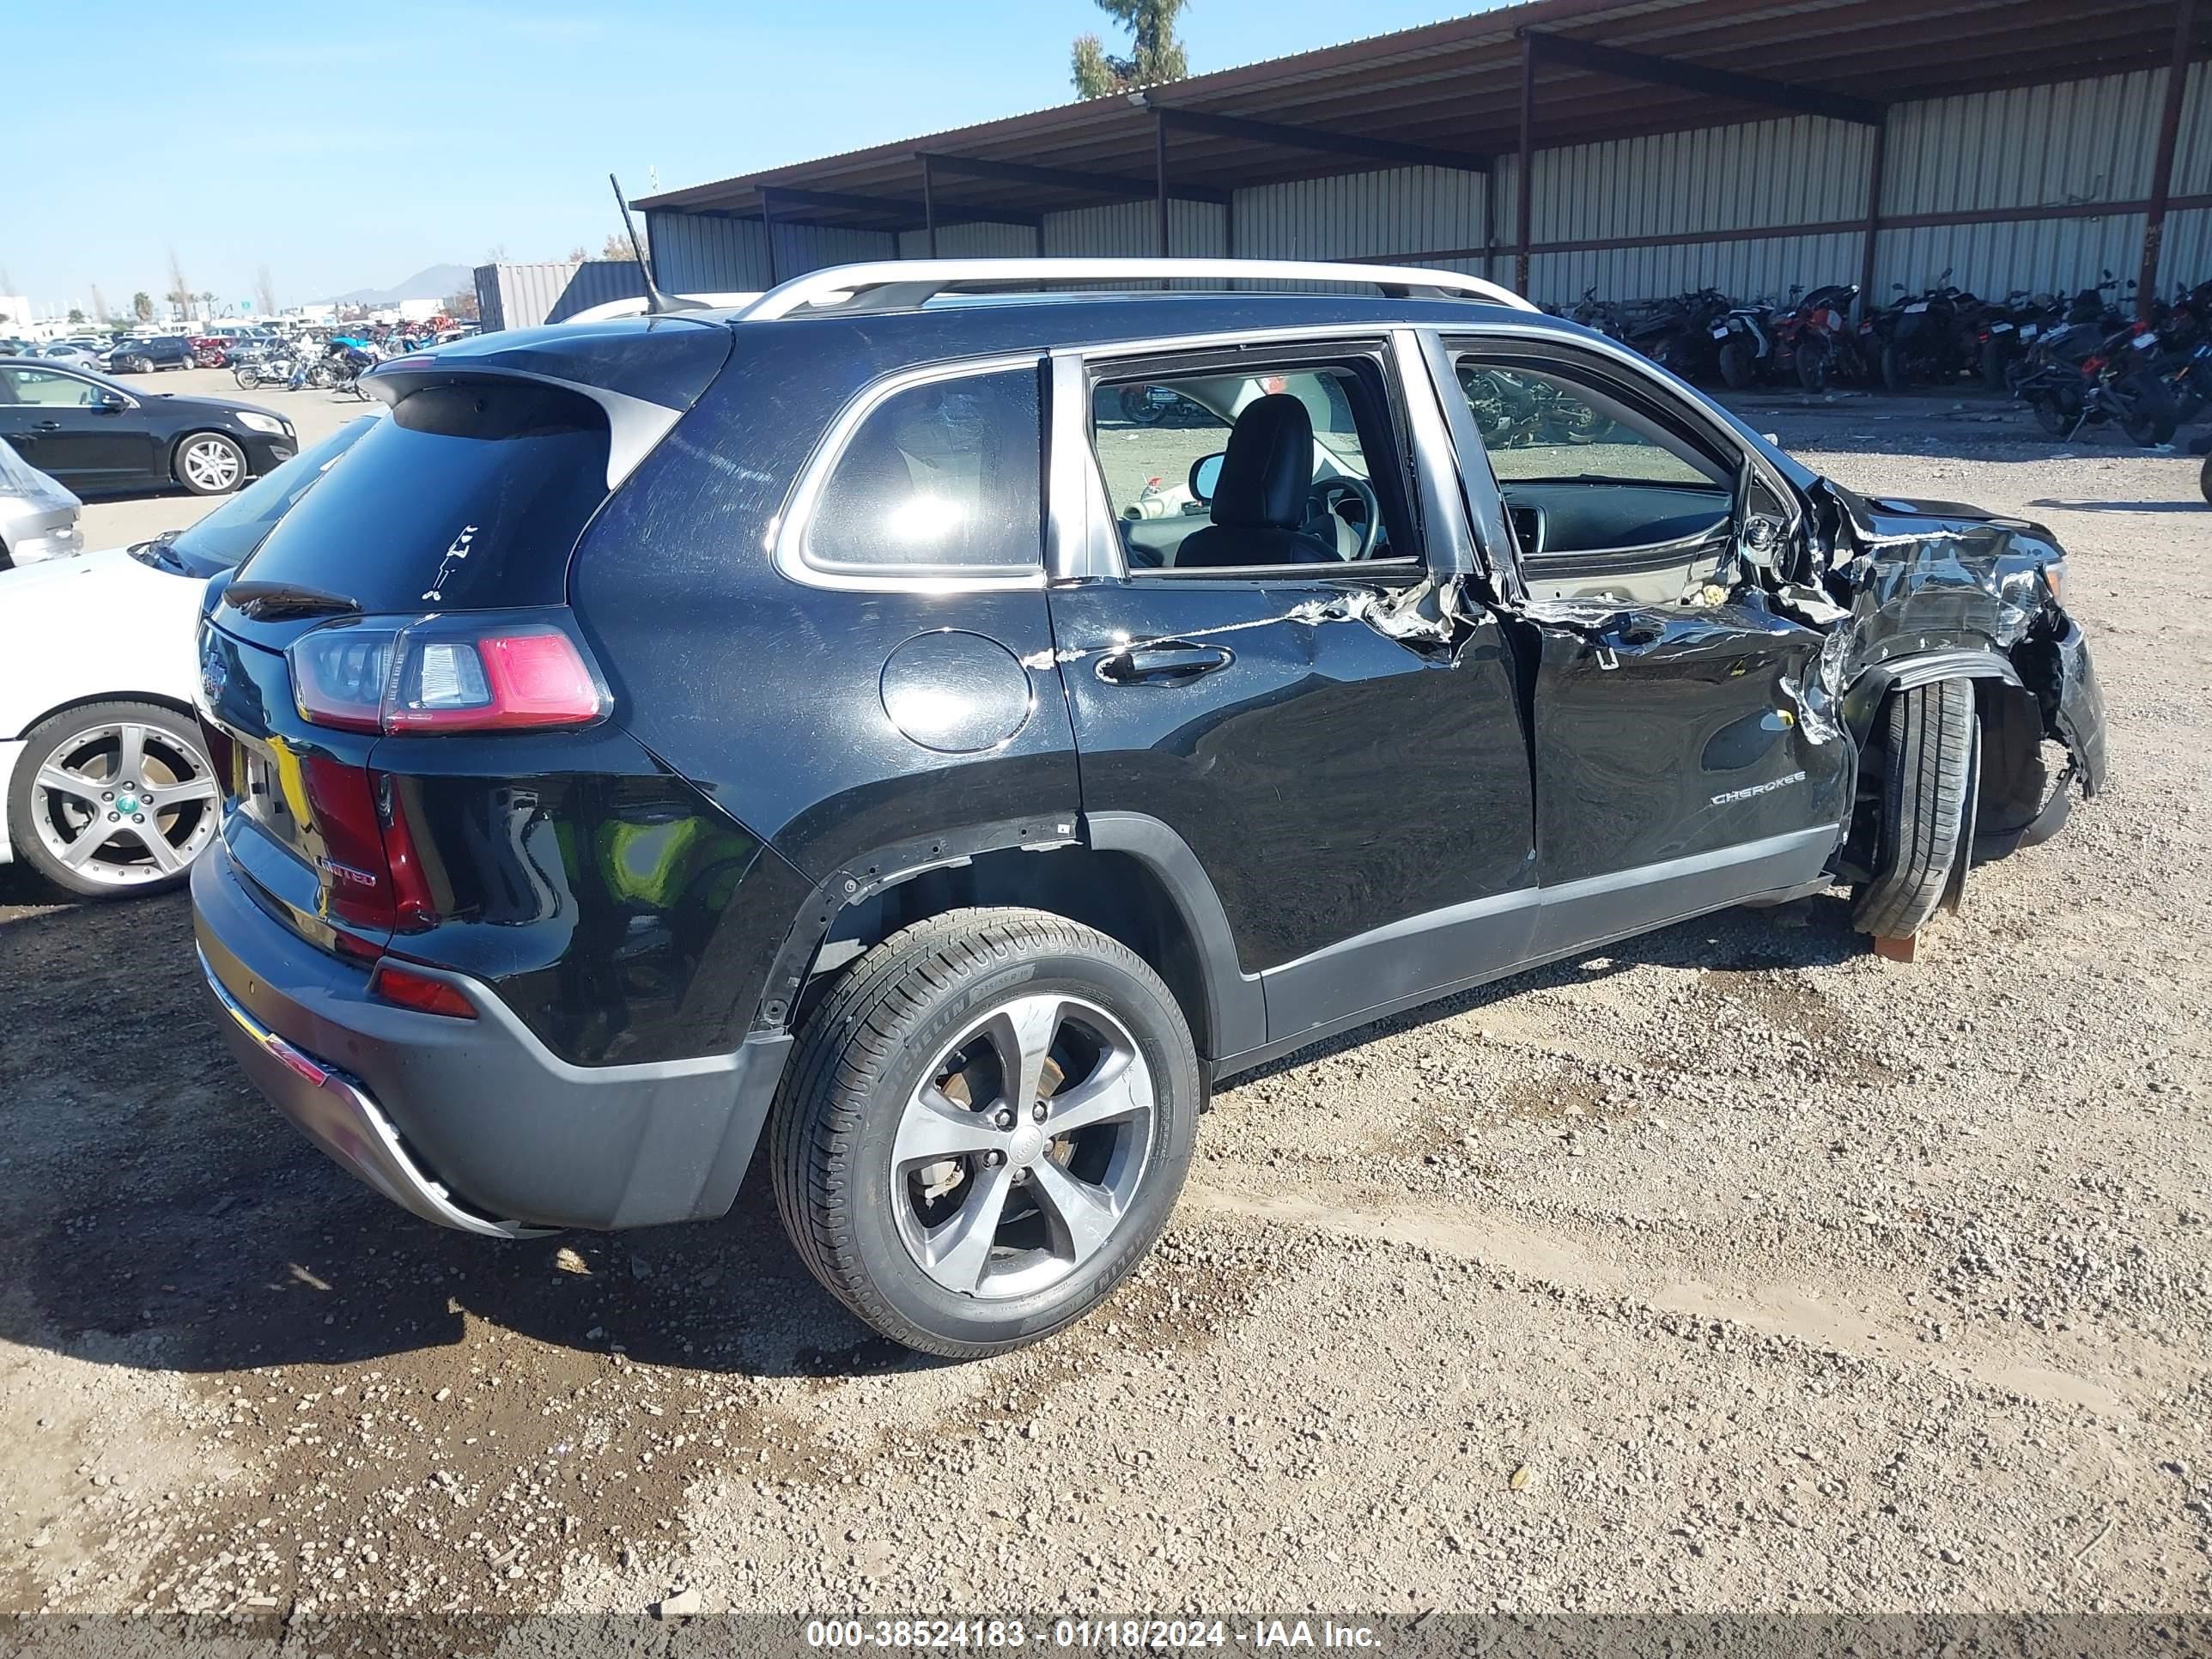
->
[326,264,474,306]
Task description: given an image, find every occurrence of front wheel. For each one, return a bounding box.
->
[234,366,262,390]
[3,701,220,898]
[174,431,246,494]
[1796,342,1831,393]
[1852,679,1976,940]
[769,908,1200,1358]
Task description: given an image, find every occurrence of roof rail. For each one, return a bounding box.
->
[732,258,1537,321]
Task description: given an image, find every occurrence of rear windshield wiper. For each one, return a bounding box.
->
[225,580,362,620]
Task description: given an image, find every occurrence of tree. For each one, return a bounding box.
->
[166,248,194,322]
[131,291,154,322]
[68,307,86,325]
[602,231,641,261]
[255,264,276,317]
[442,288,480,322]
[1072,0,1188,98]
[567,245,588,263]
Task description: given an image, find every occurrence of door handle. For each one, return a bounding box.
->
[1095,641,1235,685]
[34,420,63,431]
[1597,617,1664,648]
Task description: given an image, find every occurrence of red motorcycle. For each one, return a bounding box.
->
[188,335,227,368]
[1784,284,1865,392]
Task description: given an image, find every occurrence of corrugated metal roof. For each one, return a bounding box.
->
[637,0,2206,234]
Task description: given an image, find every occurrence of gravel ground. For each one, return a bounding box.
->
[1,386,2207,1624]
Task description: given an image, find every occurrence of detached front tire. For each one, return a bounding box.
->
[1853,678,1978,939]
[769,908,1200,1358]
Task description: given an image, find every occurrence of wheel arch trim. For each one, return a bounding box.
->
[1843,648,2022,747]
[750,811,1265,1063]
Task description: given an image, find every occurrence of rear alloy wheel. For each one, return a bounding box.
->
[5,701,218,898]
[770,907,1200,1358]
[1852,678,1977,941]
[175,432,246,495]
[1718,337,1755,390]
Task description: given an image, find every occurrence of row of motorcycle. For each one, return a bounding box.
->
[1560,270,2212,447]
[227,338,384,400]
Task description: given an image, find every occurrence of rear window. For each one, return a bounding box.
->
[233,380,611,612]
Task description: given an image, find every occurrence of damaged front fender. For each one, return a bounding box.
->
[1813,480,2107,813]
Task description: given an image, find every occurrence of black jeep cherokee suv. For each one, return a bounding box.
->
[191,258,2106,1358]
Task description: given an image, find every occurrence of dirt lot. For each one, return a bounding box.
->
[2,388,2208,1624]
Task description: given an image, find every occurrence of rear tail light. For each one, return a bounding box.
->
[370,961,477,1019]
[289,611,609,736]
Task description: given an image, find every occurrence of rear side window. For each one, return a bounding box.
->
[234,381,610,611]
[799,366,1042,578]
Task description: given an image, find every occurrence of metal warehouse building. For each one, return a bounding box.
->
[636,0,2212,314]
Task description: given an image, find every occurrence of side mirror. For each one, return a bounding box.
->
[98,392,128,410]
[1188,452,1224,504]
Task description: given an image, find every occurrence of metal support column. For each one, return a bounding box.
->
[1858,115,1887,319]
[760,191,780,287]
[1154,110,1171,258]
[1516,35,1535,295]
[921,153,939,258]
[1483,158,1498,283]
[2139,0,2199,319]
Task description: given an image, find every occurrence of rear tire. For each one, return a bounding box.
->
[1852,679,1976,940]
[1881,343,1910,392]
[1718,337,1754,390]
[1979,337,2011,392]
[4,700,218,899]
[2112,374,2178,447]
[2200,451,2212,506]
[1796,343,1831,393]
[769,908,1200,1358]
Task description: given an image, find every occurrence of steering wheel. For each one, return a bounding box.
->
[1305,476,1382,560]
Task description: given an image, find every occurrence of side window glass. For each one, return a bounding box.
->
[1,368,98,408]
[1453,362,1720,489]
[1089,362,1413,573]
[806,367,1042,574]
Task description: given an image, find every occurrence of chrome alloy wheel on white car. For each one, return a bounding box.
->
[21,711,217,892]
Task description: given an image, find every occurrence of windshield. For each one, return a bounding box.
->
[149,416,379,578]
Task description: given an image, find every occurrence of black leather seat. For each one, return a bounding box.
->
[1175,393,1338,568]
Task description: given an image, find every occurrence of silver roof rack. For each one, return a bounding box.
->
[732,258,1538,321]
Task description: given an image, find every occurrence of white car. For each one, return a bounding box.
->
[0,416,376,896]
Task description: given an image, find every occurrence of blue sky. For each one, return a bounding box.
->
[4,1,1484,318]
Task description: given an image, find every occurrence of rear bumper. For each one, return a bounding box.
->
[192,847,791,1232]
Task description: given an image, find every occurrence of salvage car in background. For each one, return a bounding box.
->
[0,416,376,896]
[189,260,2106,1361]
[0,359,295,495]
[0,441,83,569]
